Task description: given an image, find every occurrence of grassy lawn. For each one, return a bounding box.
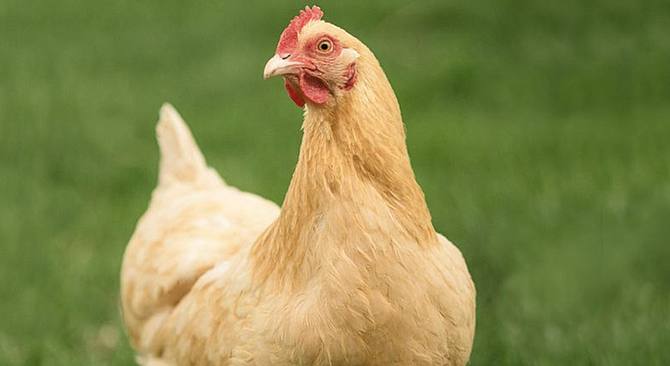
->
[1,0,669,364]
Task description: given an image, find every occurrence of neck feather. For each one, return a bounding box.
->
[251,49,436,286]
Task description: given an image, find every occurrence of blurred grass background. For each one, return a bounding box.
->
[1,0,669,364]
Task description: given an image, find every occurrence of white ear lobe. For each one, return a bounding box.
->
[340,48,360,63]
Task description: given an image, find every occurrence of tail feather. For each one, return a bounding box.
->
[156,103,208,185]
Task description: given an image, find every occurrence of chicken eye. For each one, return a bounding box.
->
[317,40,332,53]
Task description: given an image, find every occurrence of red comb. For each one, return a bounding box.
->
[276,6,324,55]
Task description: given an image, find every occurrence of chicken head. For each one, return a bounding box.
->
[263,6,359,107]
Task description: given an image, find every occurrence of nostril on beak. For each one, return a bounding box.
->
[263,55,303,79]
[281,54,291,60]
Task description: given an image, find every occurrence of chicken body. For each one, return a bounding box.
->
[121,7,475,366]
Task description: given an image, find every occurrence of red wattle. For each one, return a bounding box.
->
[299,73,329,105]
[284,79,305,107]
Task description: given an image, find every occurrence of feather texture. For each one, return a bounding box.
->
[121,14,475,366]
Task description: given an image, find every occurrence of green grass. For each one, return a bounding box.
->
[1,0,669,364]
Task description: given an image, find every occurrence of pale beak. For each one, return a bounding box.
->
[263,55,303,80]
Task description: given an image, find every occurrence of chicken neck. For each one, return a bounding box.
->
[251,50,437,287]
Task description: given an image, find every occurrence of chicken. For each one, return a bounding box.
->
[121,6,475,366]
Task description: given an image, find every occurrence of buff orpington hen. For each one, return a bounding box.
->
[121,6,476,366]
